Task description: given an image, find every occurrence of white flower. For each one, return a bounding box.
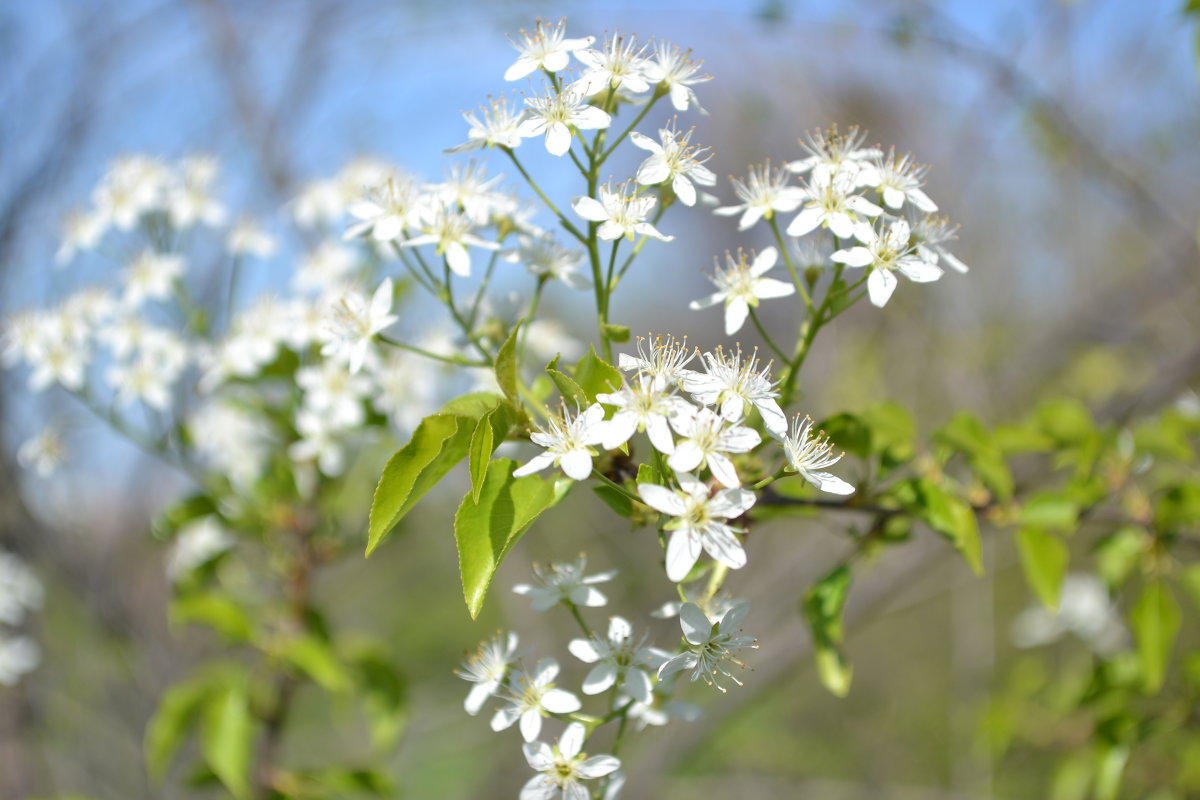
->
[637,472,755,581]
[296,360,370,428]
[123,250,185,308]
[667,406,761,488]
[447,95,528,153]
[596,372,692,454]
[831,218,943,307]
[166,517,235,581]
[503,19,594,81]
[55,209,107,266]
[456,631,520,715]
[93,155,170,230]
[288,408,350,476]
[786,167,883,239]
[0,636,40,686]
[343,173,423,242]
[658,601,757,692]
[570,33,654,97]
[912,215,970,274]
[107,355,176,411]
[0,552,43,626]
[780,415,854,495]
[870,149,937,212]
[572,182,672,242]
[787,126,882,184]
[513,556,617,611]
[713,163,804,231]
[17,426,67,477]
[403,206,500,277]
[688,247,795,336]
[294,240,358,294]
[1011,574,1127,655]
[168,155,226,229]
[617,334,699,388]
[682,347,787,437]
[319,278,398,373]
[630,124,716,207]
[568,616,667,703]
[226,218,277,258]
[429,160,505,225]
[188,401,274,490]
[645,42,711,112]
[622,694,703,730]
[503,233,590,290]
[513,403,607,481]
[518,88,611,157]
[26,320,89,392]
[491,658,582,742]
[520,721,620,800]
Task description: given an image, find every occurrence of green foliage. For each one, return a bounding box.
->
[545,354,587,406]
[1016,526,1069,609]
[936,412,1014,501]
[469,406,512,504]
[494,323,522,407]
[803,565,853,697]
[279,635,351,693]
[169,591,255,642]
[367,393,507,555]
[146,672,219,781]
[891,479,983,574]
[202,679,256,799]
[455,458,559,618]
[573,345,623,403]
[1131,581,1182,694]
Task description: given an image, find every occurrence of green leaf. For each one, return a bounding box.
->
[279,636,351,693]
[145,675,214,781]
[818,413,871,459]
[907,480,983,574]
[1018,493,1080,533]
[803,565,853,697]
[936,412,1014,501]
[345,643,408,752]
[1093,744,1130,800]
[636,462,661,486]
[367,413,478,555]
[169,592,254,642]
[202,681,255,800]
[494,323,522,407]
[573,345,622,403]
[1130,581,1181,693]
[440,391,508,419]
[592,484,634,518]
[468,406,511,504]
[1094,526,1146,590]
[1015,527,1069,609]
[1035,398,1094,446]
[455,458,558,618]
[546,362,587,406]
[859,402,915,465]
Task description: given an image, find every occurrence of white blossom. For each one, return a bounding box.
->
[630,124,716,207]
[226,218,277,259]
[0,636,40,686]
[513,403,607,481]
[513,556,617,612]
[55,209,107,266]
[658,600,757,692]
[779,414,854,495]
[520,721,620,800]
[288,408,350,476]
[572,182,672,242]
[503,233,590,290]
[123,250,185,308]
[713,163,804,231]
[637,472,755,581]
[1011,574,1127,655]
[319,279,398,374]
[570,33,654,97]
[616,334,699,389]
[168,155,226,229]
[682,347,787,437]
[403,206,500,277]
[645,42,711,112]
[455,631,520,715]
[343,173,423,243]
[831,218,943,307]
[786,167,883,239]
[503,19,594,82]
[296,360,370,428]
[870,149,937,212]
[596,372,692,454]
[568,616,668,703]
[166,517,235,581]
[0,552,43,626]
[688,247,794,336]
[787,126,882,184]
[519,88,611,157]
[294,240,358,294]
[448,95,529,153]
[17,426,67,477]
[667,406,761,488]
[912,215,970,274]
[491,658,582,742]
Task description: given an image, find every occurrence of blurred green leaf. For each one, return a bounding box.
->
[859,402,915,466]
[593,484,634,518]
[1093,527,1146,590]
[169,592,255,642]
[574,346,622,403]
[1018,493,1080,533]
[1130,581,1181,693]
[152,494,219,541]
[602,323,631,342]
[279,635,350,693]
[455,458,557,618]
[145,673,215,781]
[936,412,1014,501]
[494,323,522,407]
[1016,526,1069,609]
[903,480,983,574]
[818,412,871,459]
[1035,398,1095,446]
[202,680,255,800]
[367,410,484,556]
[803,565,853,697]
[1093,743,1130,800]
[345,642,408,752]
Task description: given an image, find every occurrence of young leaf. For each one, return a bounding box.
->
[546,363,587,406]
[202,681,255,800]
[1015,526,1069,609]
[169,592,255,642]
[573,345,622,402]
[145,674,215,781]
[494,322,522,407]
[455,458,558,618]
[909,480,984,574]
[1130,581,1181,693]
[366,413,476,555]
[803,565,853,697]
[468,413,495,504]
[279,635,351,693]
[440,391,508,419]
[592,484,634,518]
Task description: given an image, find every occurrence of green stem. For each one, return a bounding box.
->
[378,335,488,367]
[769,217,812,309]
[564,600,594,638]
[467,249,500,328]
[502,148,586,242]
[591,468,641,505]
[597,88,666,166]
[748,307,789,364]
[518,277,549,365]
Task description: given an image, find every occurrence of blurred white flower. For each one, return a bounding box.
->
[226,218,277,259]
[658,600,757,692]
[513,556,617,611]
[343,173,423,243]
[504,233,589,290]
[288,408,350,476]
[448,95,528,153]
[455,631,519,715]
[294,240,358,294]
[296,359,370,428]
[168,155,226,229]
[0,636,40,686]
[123,250,185,308]
[17,426,67,477]
[166,517,235,581]
[319,278,397,374]
[491,658,581,742]
[55,209,107,266]
[93,155,170,230]
[403,206,499,277]
[787,126,882,184]
[519,88,611,157]
[0,551,43,626]
[713,163,804,231]
[1011,574,1128,655]
[520,721,620,800]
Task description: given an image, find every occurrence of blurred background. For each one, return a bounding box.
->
[1,0,1198,798]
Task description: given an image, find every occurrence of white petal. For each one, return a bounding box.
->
[504,56,539,81]
[673,175,697,206]
[811,470,856,495]
[577,755,621,779]
[786,207,823,236]
[523,741,555,771]
[569,638,602,663]
[559,449,593,480]
[646,415,675,455]
[867,269,898,307]
[665,529,702,582]
[446,241,471,277]
[541,688,581,713]
[491,706,519,731]
[909,188,938,212]
[464,682,493,715]
[706,452,741,488]
[828,212,855,239]
[513,451,556,477]
[754,399,789,438]
[710,487,756,517]
[582,663,617,695]
[724,297,749,335]
[657,652,696,680]
[678,602,714,644]
[667,441,704,473]
[559,721,587,759]
[519,709,542,742]
[520,776,557,800]
[831,247,873,268]
[702,525,747,569]
[599,413,638,450]
[898,259,943,283]
[545,122,572,157]
[636,155,671,186]
[637,483,687,516]
[572,105,612,130]
[629,131,662,153]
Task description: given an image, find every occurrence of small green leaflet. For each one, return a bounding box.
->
[1130,580,1181,693]
[1015,526,1069,609]
[803,565,853,697]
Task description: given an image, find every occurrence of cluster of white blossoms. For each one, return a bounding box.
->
[458,556,755,799]
[701,127,969,318]
[0,551,43,686]
[513,335,854,583]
